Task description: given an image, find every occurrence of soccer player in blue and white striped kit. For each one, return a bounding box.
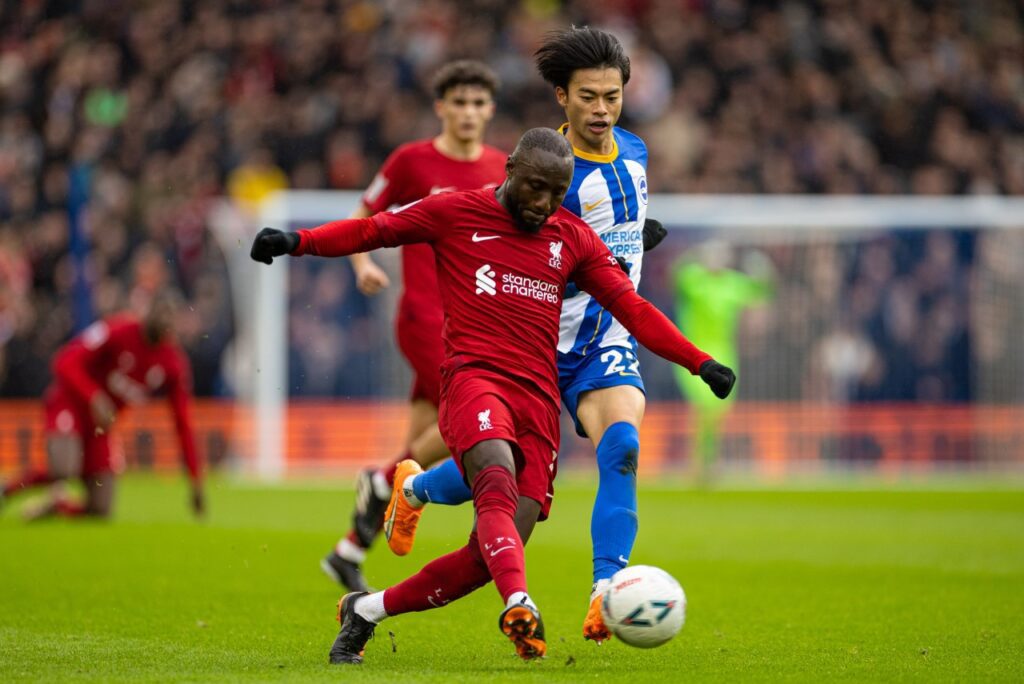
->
[381,27,735,643]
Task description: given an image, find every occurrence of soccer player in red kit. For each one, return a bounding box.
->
[0,292,204,518]
[250,128,734,663]
[320,60,507,593]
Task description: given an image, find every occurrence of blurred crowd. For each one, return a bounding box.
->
[0,0,1021,400]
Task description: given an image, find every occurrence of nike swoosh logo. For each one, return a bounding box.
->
[583,198,606,212]
[472,232,501,242]
[490,545,516,557]
[618,555,629,564]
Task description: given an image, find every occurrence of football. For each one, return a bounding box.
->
[600,565,687,648]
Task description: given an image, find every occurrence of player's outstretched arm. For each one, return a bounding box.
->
[571,223,735,398]
[249,219,377,263]
[609,289,736,399]
[250,207,436,264]
[574,252,736,399]
[250,228,299,264]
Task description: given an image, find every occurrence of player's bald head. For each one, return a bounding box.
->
[508,128,574,185]
[511,127,573,164]
[500,128,574,233]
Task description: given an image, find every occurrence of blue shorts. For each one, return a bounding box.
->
[558,343,646,438]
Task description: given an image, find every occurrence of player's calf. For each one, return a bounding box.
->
[591,422,640,581]
[352,468,389,547]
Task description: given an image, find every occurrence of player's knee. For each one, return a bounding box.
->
[462,439,515,482]
[596,422,640,477]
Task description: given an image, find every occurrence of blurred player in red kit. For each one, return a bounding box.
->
[0,292,204,519]
[251,127,734,663]
[319,60,507,592]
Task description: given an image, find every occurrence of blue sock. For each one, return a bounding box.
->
[413,457,473,506]
[591,422,640,584]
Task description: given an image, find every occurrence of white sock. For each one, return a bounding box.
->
[402,473,425,508]
[354,591,388,624]
[336,538,366,564]
[590,578,611,603]
[371,471,391,500]
[506,591,537,610]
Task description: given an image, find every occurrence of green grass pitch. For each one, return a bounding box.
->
[2,473,1022,682]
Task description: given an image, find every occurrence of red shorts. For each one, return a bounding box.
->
[44,387,124,477]
[396,314,444,406]
[438,368,560,520]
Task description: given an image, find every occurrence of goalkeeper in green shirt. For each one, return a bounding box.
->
[672,240,774,482]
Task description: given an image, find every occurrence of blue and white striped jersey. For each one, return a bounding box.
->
[558,125,649,355]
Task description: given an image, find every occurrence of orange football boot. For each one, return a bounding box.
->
[583,594,613,644]
[383,459,424,556]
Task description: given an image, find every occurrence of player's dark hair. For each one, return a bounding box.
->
[534,27,631,90]
[511,127,573,161]
[431,60,500,99]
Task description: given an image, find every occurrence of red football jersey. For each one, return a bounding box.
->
[50,315,200,481]
[361,140,507,322]
[296,188,712,412]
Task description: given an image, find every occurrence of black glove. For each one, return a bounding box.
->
[250,228,300,265]
[614,255,630,274]
[699,359,736,399]
[642,218,667,252]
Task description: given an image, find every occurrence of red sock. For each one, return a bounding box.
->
[54,498,87,517]
[344,529,364,549]
[382,530,491,615]
[472,465,527,602]
[379,451,411,487]
[3,470,56,497]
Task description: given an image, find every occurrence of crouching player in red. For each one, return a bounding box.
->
[0,292,204,518]
[250,128,733,663]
